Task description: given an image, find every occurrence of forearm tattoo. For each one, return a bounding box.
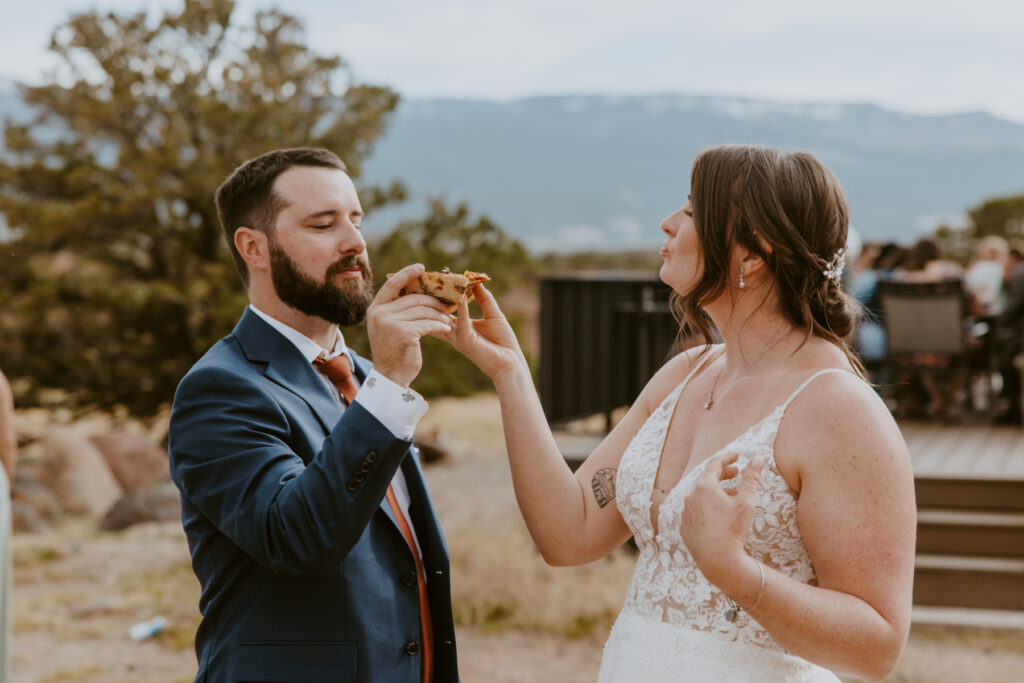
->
[591,467,617,508]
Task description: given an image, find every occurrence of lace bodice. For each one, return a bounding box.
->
[615,351,847,653]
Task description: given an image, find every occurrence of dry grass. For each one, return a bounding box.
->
[10,394,1024,682]
[421,394,635,639]
[445,512,634,638]
[11,520,200,682]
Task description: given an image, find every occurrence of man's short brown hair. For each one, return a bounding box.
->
[215,147,347,286]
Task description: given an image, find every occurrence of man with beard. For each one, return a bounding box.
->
[168,148,459,683]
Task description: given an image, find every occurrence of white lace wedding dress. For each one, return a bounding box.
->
[597,352,843,682]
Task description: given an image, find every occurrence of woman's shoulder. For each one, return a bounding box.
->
[782,357,903,450]
[775,354,908,490]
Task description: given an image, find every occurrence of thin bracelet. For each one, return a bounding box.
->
[725,559,766,622]
[743,560,767,612]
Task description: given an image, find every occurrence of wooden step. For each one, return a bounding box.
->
[915,475,1024,512]
[916,509,1024,558]
[914,554,1024,610]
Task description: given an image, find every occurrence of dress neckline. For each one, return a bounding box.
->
[646,355,851,537]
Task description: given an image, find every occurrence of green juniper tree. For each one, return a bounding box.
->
[0,0,404,413]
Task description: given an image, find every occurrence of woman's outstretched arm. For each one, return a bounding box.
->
[439,285,692,565]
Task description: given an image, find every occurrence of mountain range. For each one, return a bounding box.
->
[3,76,1023,252]
[360,94,1024,251]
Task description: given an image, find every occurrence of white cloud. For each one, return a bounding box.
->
[535,224,610,252]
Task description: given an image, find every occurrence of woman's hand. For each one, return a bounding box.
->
[679,452,765,586]
[435,284,528,382]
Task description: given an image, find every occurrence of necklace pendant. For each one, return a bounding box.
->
[704,393,714,410]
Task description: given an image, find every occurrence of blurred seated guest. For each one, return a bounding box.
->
[849,242,882,300]
[891,238,965,420]
[995,244,1024,425]
[1003,240,1024,290]
[0,369,15,683]
[851,243,908,366]
[964,235,1008,315]
[896,237,962,283]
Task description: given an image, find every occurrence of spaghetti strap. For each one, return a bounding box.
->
[779,368,854,412]
[678,346,721,392]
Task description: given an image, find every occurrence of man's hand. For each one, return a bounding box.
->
[366,264,453,387]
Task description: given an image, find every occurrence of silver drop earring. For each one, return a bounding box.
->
[739,267,745,289]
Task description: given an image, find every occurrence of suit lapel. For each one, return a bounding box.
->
[233,309,342,432]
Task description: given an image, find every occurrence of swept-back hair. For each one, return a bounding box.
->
[673,144,863,373]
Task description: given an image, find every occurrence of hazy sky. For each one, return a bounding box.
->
[3,0,1023,123]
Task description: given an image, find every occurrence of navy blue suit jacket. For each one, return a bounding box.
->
[169,309,458,682]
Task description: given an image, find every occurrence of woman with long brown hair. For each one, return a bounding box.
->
[440,145,915,681]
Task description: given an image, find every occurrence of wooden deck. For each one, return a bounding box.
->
[558,420,1024,480]
[558,420,1024,618]
[901,421,1024,478]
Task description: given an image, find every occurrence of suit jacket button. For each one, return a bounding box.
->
[401,571,417,587]
[346,480,359,492]
[359,461,373,473]
[405,640,421,655]
[366,449,379,463]
[353,471,367,482]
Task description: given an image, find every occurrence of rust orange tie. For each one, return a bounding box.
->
[386,487,434,683]
[313,353,433,682]
[313,353,360,405]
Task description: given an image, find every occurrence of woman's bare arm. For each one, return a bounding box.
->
[493,347,701,565]
[442,285,702,565]
[0,370,17,484]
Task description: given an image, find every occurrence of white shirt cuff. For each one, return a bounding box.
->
[353,369,428,441]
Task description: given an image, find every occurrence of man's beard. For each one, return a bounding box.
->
[268,238,375,327]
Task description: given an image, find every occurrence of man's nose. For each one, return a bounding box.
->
[338,223,366,254]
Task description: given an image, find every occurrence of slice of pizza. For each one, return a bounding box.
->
[389,267,491,313]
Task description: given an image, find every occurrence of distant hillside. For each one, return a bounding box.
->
[361,95,1024,251]
[2,82,1023,251]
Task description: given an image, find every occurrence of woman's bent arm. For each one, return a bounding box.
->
[688,373,915,681]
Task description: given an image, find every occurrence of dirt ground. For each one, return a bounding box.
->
[9,395,1024,682]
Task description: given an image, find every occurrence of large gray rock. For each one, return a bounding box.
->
[415,430,454,464]
[38,428,123,517]
[89,431,169,492]
[100,481,181,531]
[10,467,62,533]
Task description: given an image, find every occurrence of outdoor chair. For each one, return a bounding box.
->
[875,279,985,421]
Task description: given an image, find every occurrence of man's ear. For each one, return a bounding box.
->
[235,227,270,273]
